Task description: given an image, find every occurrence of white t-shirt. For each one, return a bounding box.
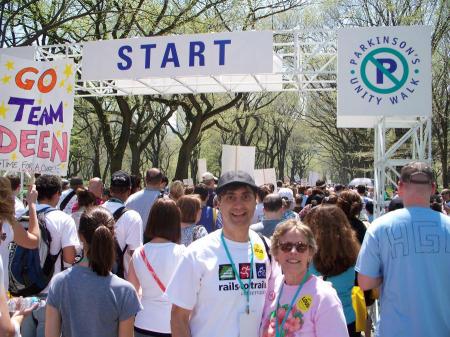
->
[0,221,14,290]
[57,189,78,214]
[14,196,25,218]
[166,229,275,337]
[102,200,143,276]
[36,204,80,293]
[132,242,185,332]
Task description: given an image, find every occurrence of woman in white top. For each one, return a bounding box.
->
[127,199,185,337]
[0,177,40,291]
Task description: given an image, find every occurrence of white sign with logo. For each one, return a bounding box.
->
[221,145,255,178]
[337,26,431,127]
[82,31,273,80]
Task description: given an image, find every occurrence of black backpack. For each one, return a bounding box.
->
[111,206,129,278]
[8,207,61,296]
[59,190,76,211]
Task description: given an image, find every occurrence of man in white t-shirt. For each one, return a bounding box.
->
[167,171,275,337]
[103,170,143,277]
[22,175,80,337]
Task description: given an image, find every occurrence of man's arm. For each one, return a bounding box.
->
[171,304,192,337]
[62,246,76,265]
[358,273,382,291]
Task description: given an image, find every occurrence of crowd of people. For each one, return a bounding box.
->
[0,161,449,337]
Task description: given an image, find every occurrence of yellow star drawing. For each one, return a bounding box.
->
[63,64,73,78]
[59,162,66,169]
[56,130,62,137]
[5,60,14,70]
[0,101,9,119]
[59,79,65,88]
[63,102,68,108]
[1,75,11,84]
[66,84,73,93]
[37,98,43,105]
[10,152,17,161]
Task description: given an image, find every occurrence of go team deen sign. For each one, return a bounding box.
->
[82,31,274,80]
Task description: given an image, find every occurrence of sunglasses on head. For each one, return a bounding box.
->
[278,241,309,253]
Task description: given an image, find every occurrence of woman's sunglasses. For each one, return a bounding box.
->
[278,241,309,253]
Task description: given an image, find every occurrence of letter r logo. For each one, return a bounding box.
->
[376,58,397,84]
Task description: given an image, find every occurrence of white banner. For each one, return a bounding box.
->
[82,31,273,80]
[221,145,255,178]
[0,56,75,175]
[337,26,431,127]
[0,46,35,60]
[254,168,277,189]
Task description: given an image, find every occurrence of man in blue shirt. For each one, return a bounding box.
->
[356,161,450,337]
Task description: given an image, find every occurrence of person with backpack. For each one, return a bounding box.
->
[0,177,40,291]
[177,195,208,246]
[57,177,83,215]
[103,171,143,278]
[193,183,219,233]
[45,206,142,337]
[127,198,185,337]
[20,175,79,337]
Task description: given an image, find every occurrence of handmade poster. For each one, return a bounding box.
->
[0,56,75,175]
[254,168,277,190]
[197,158,207,182]
[221,145,255,178]
[183,178,193,186]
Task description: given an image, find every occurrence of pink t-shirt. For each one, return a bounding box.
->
[260,274,349,337]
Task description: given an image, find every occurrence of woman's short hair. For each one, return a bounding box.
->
[169,180,185,200]
[304,205,360,276]
[145,198,181,243]
[271,219,317,257]
[79,207,116,276]
[177,195,201,223]
[76,188,97,208]
[337,190,363,219]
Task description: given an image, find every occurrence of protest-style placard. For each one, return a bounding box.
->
[254,168,277,190]
[183,178,193,186]
[0,56,75,175]
[221,145,255,178]
[197,158,207,182]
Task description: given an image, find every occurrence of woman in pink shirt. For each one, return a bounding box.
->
[260,220,349,337]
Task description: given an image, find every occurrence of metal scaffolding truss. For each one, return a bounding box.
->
[29,30,431,220]
[373,117,432,216]
[33,30,337,98]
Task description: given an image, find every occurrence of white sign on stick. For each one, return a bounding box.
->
[197,158,207,182]
[82,31,273,81]
[0,46,35,60]
[337,26,432,128]
[183,178,193,186]
[254,168,277,189]
[0,56,75,175]
[221,145,255,178]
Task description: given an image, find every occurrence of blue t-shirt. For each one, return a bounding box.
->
[47,266,142,337]
[310,265,355,324]
[356,207,450,337]
[197,206,216,233]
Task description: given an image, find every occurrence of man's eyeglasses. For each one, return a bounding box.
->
[278,241,309,253]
